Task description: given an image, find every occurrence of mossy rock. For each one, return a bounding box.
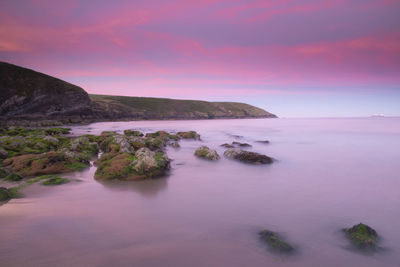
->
[124,130,144,137]
[344,223,378,251]
[5,173,23,181]
[0,186,22,201]
[259,230,294,253]
[224,149,274,164]
[194,146,220,160]
[0,168,10,178]
[95,148,170,181]
[41,175,69,185]
[176,131,200,140]
[2,151,90,176]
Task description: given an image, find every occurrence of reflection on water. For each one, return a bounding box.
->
[1,118,400,267]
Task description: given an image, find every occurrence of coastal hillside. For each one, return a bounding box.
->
[0,61,276,126]
[0,62,92,122]
[90,94,276,120]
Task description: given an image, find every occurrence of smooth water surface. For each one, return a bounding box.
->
[1,118,400,267]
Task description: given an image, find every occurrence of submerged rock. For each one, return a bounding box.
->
[224,148,274,164]
[232,141,252,147]
[220,143,234,148]
[344,223,378,251]
[0,186,21,201]
[255,140,270,144]
[259,230,294,253]
[194,146,220,161]
[41,175,69,186]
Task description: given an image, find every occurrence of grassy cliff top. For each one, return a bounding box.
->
[89,94,276,118]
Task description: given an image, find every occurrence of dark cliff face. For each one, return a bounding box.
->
[0,62,92,118]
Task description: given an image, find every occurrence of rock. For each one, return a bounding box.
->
[344,223,378,251]
[41,175,69,186]
[232,141,252,147]
[3,151,90,176]
[43,136,59,145]
[255,140,270,144]
[132,148,170,176]
[176,131,200,140]
[124,130,144,137]
[224,148,274,164]
[167,140,180,148]
[0,187,12,201]
[0,168,10,178]
[0,62,92,123]
[95,148,170,181]
[220,143,235,148]
[5,173,23,181]
[98,133,135,154]
[0,147,8,158]
[144,137,166,151]
[194,146,220,160]
[259,230,294,253]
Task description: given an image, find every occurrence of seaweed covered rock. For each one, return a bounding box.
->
[132,147,170,176]
[176,131,200,140]
[259,230,294,253]
[344,223,378,251]
[0,147,8,158]
[0,129,69,157]
[98,132,135,153]
[0,186,21,201]
[95,148,170,181]
[5,172,23,181]
[124,129,144,137]
[194,146,220,161]
[70,136,99,155]
[167,140,180,148]
[0,168,9,178]
[41,175,69,185]
[3,150,90,176]
[224,148,274,164]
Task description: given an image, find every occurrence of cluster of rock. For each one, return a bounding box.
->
[259,223,380,254]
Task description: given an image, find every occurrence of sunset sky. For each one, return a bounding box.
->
[1,0,399,117]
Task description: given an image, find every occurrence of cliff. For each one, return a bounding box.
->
[90,94,276,120]
[0,61,276,126]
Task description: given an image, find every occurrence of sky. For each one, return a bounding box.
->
[1,0,399,117]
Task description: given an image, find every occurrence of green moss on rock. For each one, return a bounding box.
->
[344,223,378,251]
[5,172,23,181]
[259,230,294,253]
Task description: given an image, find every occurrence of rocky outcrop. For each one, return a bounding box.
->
[194,146,220,160]
[0,62,93,125]
[94,148,170,181]
[224,148,274,164]
[259,230,295,253]
[2,150,90,176]
[344,223,379,251]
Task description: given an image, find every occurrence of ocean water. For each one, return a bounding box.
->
[1,118,400,267]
